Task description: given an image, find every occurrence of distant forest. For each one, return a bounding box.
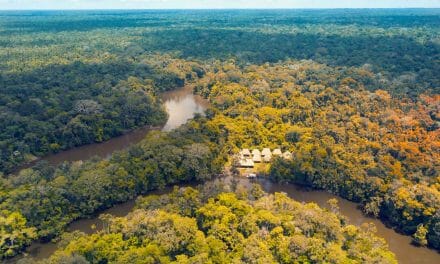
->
[1,9,438,173]
[0,9,438,261]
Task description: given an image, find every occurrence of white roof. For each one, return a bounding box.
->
[283,151,292,159]
[261,148,272,156]
[252,154,262,162]
[273,149,282,155]
[242,149,251,156]
[239,158,254,167]
[252,149,261,155]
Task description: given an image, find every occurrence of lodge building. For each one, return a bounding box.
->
[237,148,292,168]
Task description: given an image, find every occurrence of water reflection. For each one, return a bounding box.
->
[12,86,209,172]
[161,86,210,131]
[7,86,440,263]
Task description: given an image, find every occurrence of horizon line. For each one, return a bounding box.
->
[1,7,440,11]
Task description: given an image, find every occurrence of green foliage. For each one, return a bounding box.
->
[43,186,397,263]
[0,210,36,258]
[0,58,190,173]
[413,224,429,247]
[191,59,439,249]
[0,123,221,258]
[1,9,439,258]
[1,9,438,173]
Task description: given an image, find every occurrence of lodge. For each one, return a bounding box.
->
[283,151,293,160]
[252,149,262,163]
[261,148,272,162]
[272,148,282,156]
[237,148,293,168]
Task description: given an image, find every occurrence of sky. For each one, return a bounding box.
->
[0,0,439,10]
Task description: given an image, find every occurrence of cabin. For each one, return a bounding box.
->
[252,153,262,163]
[261,148,272,162]
[239,158,254,168]
[273,148,282,156]
[252,149,261,156]
[283,151,293,160]
[237,147,293,167]
[241,148,251,158]
[252,149,262,163]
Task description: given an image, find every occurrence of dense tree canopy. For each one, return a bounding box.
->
[0,122,222,258]
[1,9,438,173]
[191,59,439,249]
[0,56,193,173]
[41,185,396,264]
[0,8,438,260]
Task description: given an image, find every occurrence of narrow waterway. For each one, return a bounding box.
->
[8,87,440,263]
[18,178,440,264]
[13,86,208,171]
[8,86,209,263]
[258,179,440,264]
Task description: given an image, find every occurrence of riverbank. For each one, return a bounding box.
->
[10,125,162,175]
[10,85,208,175]
[4,86,439,264]
[10,176,440,264]
[235,168,440,263]
[4,86,211,263]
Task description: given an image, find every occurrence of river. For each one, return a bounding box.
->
[14,86,209,170]
[9,87,440,263]
[258,179,440,264]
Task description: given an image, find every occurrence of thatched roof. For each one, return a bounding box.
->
[283,151,292,159]
[261,148,272,156]
[273,148,282,156]
[239,158,255,168]
[242,148,251,156]
[252,154,262,162]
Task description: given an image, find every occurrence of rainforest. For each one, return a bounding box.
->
[0,9,439,264]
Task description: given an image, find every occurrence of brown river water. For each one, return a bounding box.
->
[14,86,209,170]
[9,87,440,263]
